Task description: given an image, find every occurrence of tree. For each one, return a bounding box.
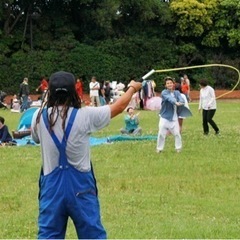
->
[202,0,240,48]
[0,0,239,94]
[170,0,218,37]
[0,0,33,36]
[170,0,240,48]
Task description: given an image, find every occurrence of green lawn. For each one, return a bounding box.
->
[0,100,240,239]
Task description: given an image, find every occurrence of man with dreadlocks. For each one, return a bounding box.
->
[31,71,142,239]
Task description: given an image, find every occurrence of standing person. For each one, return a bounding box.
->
[99,80,106,106]
[89,76,100,107]
[120,107,142,135]
[0,116,13,144]
[198,79,220,135]
[19,77,30,112]
[0,91,7,109]
[36,76,49,101]
[174,83,190,133]
[183,74,191,102]
[181,77,190,102]
[75,77,84,102]
[31,71,142,239]
[104,81,112,104]
[156,77,185,153]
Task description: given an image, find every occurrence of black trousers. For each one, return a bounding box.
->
[202,109,219,134]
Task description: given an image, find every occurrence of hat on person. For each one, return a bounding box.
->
[49,71,75,93]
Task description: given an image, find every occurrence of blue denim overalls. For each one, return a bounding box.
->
[38,108,107,239]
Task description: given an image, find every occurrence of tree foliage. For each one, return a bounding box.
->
[170,0,217,37]
[202,0,240,48]
[0,0,239,94]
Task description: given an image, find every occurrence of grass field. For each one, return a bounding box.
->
[0,100,240,239]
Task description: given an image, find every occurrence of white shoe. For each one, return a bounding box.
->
[156,149,162,153]
[176,149,181,153]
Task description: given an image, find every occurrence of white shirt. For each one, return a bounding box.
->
[199,85,217,110]
[89,81,100,97]
[31,105,111,175]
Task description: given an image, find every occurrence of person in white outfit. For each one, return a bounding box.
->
[156,77,185,153]
[198,79,219,135]
[89,76,100,106]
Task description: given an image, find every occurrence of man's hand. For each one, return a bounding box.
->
[128,81,142,93]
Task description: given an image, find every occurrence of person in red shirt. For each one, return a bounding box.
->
[36,76,49,101]
[75,77,84,102]
[181,77,190,102]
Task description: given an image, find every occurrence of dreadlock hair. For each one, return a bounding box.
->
[36,88,81,133]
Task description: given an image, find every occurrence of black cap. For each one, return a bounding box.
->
[49,71,75,93]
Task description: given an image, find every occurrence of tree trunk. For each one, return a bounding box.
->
[3,5,26,36]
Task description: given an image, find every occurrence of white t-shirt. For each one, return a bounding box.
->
[31,105,111,175]
[89,81,100,97]
[199,85,216,110]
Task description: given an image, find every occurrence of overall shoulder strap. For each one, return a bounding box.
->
[64,108,78,142]
[42,108,78,146]
[42,108,78,166]
[42,108,61,147]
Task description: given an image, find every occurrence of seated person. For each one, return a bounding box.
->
[120,107,142,135]
[0,116,14,145]
[11,94,21,112]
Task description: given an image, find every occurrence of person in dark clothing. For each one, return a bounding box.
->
[98,80,106,106]
[19,77,30,112]
[0,91,8,109]
[104,81,112,104]
[0,116,13,144]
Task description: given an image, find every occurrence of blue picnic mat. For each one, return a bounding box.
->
[15,135,157,146]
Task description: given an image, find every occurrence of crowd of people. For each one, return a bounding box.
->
[0,73,220,146]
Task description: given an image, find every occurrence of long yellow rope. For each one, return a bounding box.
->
[154,64,240,99]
